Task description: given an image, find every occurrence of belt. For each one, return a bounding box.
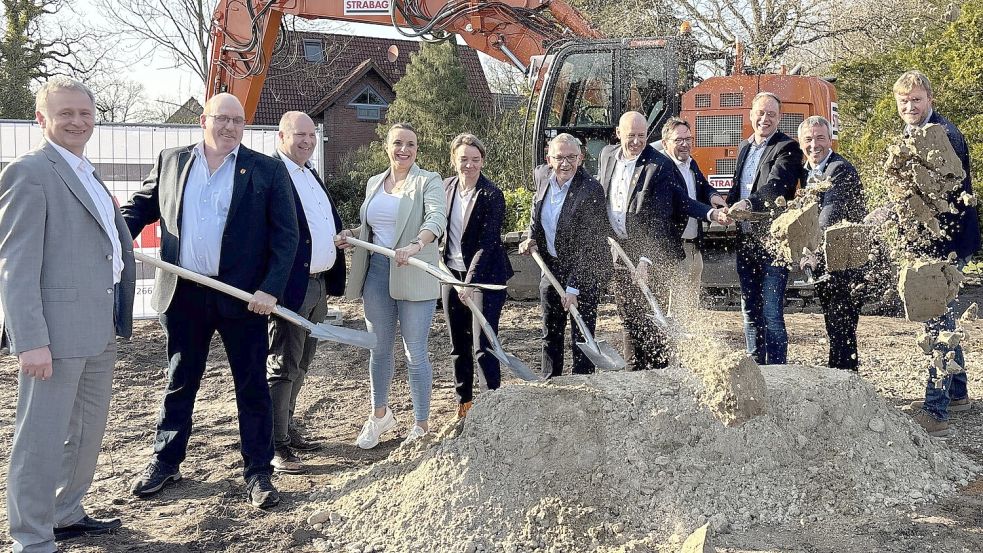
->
[309,271,327,279]
[682,238,698,244]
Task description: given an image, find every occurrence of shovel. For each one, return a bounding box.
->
[134,252,377,349]
[794,266,831,286]
[346,237,508,292]
[530,251,626,371]
[607,238,670,328]
[453,288,540,382]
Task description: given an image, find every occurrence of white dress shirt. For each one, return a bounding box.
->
[540,174,579,295]
[50,141,123,284]
[805,150,834,187]
[180,143,238,276]
[670,155,700,240]
[447,185,477,271]
[281,154,337,273]
[607,153,638,239]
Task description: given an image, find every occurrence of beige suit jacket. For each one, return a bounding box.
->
[345,164,447,301]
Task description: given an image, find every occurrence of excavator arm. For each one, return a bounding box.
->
[207,0,601,122]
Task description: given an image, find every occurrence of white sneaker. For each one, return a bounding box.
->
[356,408,397,449]
[401,425,428,446]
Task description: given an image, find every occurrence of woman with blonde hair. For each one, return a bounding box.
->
[335,123,446,448]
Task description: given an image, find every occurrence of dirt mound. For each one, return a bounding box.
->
[308,367,978,552]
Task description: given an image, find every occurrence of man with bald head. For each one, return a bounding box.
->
[121,93,298,508]
[266,112,344,474]
[596,111,727,369]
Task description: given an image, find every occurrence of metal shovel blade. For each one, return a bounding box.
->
[462,295,540,381]
[575,337,626,371]
[301,319,378,349]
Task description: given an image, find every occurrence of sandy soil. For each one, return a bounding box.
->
[2,288,982,553]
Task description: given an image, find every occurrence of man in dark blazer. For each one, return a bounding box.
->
[726,92,803,365]
[596,111,725,369]
[659,116,728,312]
[519,133,612,377]
[892,70,980,436]
[267,112,345,474]
[796,116,866,372]
[0,78,135,553]
[121,93,298,509]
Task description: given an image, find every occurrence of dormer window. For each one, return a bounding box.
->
[303,40,325,63]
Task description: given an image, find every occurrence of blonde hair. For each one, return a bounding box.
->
[449,133,487,167]
[893,70,934,98]
[751,91,782,111]
[36,77,95,115]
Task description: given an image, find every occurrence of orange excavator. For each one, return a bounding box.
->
[206,0,839,306]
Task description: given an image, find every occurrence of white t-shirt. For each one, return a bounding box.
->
[366,186,401,249]
[447,186,477,271]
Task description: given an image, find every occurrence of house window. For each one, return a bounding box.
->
[348,86,389,121]
[303,40,324,63]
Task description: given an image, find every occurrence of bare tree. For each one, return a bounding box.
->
[90,78,149,122]
[96,0,216,84]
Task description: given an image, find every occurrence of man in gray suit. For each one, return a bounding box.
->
[0,77,135,553]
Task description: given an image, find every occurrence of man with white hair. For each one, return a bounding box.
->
[796,115,865,372]
[122,93,298,509]
[267,112,345,473]
[519,134,611,377]
[0,77,136,552]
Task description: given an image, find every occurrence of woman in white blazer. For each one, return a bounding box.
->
[335,123,447,448]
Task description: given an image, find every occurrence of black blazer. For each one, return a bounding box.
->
[442,174,514,286]
[596,144,712,263]
[726,130,802,213]
[271,150,346,312]
[923,111,980,260]
[665,153,722,247]
[530,165,612,292]
[804,152,866,276]
[122,144,298,318]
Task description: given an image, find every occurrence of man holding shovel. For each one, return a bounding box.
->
[121,93,298,509]
[519,134,612,377]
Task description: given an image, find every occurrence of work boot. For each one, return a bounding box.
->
[909,397,972,412]
[130,460,182,497]
[913,410,953,437]
[272,447,306,474]
[457,401,473,419]
[246,474,281,509]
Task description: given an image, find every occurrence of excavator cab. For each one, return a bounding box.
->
[531,38,685,176]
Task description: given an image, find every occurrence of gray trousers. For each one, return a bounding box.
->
[8,339,116,553]
[267,275,327,449]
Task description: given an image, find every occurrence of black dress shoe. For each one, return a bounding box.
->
[288,427,321,451]
[54,515,122,541]
[130,460,182,497]
[246,473,281,509]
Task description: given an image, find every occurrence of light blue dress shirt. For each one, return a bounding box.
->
[739,135,770,201]
[540,174,572,258]
[179,143,238,276]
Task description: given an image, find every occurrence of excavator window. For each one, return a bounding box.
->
[620,50,669,133]
[547,51,613,129]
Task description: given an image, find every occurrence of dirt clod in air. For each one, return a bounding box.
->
[897,259,963,322]
[769,200,819,264]
[824,221,872,272]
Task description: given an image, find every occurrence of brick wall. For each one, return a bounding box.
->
[320,73,395,177]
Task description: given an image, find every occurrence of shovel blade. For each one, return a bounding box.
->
[576,339,626,371]
[307,322,378,349]
[502,352,540,381]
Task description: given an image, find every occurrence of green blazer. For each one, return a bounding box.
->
[345,163,447,301]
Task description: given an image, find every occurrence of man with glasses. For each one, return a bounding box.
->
[596,111,727,370]
[519,134,611,377]
[659,116,728,312]
[726,92,803,365]
[121,93,298,509]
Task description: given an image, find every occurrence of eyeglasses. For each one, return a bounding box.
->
[550,154,580,164]
[207,114,246,126]
[668,137,693,144]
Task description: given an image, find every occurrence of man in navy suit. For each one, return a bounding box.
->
[726,92,803,365]
[267,112,346,473]
[893,70,980,436]
[659,116,727,312]
[596,112,728,369]
[121,93,298,508]
[796,116,866,372]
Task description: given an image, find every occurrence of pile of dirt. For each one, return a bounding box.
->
[305,367,978,552]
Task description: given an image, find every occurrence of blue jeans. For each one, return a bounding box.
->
[922,259,969,421]
[362,254,437,423]
[736,236,789,365]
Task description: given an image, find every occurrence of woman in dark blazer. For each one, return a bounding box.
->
[440,133,514,418]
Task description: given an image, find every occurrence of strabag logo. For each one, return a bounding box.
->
[345,0,391,15]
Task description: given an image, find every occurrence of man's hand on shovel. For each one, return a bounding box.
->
[561,292,578,310]
[632,261,650,286]
[247,290,277,315]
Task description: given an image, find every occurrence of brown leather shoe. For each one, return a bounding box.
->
[457,401,473,419]
[913,410,953,437]
[288,427,321,451]
[909,397,972,412]
[272,448,306,474]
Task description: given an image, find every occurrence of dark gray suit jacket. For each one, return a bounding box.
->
[0,140,135,357]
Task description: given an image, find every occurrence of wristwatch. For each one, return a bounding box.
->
[410,238,424,248]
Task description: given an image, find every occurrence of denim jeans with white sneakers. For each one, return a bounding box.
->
[363,254,436,423]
